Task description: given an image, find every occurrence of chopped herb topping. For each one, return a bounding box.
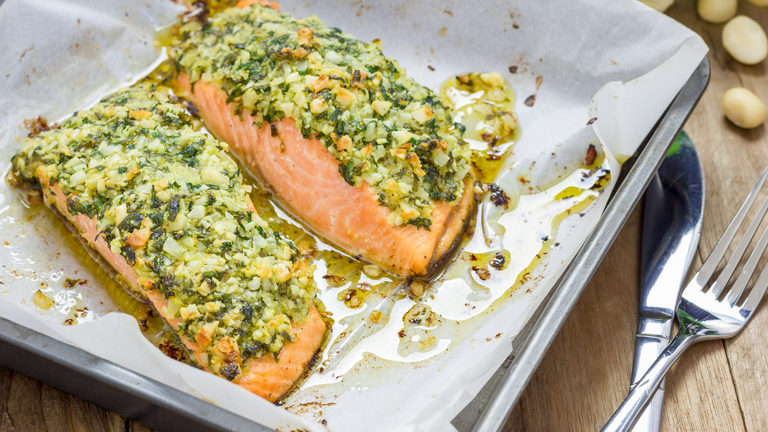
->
[10,84,318,380]
[171,4,472,227]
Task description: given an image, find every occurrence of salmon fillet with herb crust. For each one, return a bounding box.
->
[172,1,476,277]
[9,84,326,402]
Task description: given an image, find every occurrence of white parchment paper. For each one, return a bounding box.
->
[0,1,706,431]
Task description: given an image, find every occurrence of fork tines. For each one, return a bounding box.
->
[692,167,768,307]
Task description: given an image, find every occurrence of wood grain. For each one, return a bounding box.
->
[670,1,768,432]
[0,367,133,432]
[1,367,14,432]
[3,0,768,431]
[128,421,155,432]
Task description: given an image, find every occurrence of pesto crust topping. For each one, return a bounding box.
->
[11,84,318,381]
[171,4,472,228]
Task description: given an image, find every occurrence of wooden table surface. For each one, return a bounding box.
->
[2,1,768,431]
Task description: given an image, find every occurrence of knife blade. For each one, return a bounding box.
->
[630,131,704,432]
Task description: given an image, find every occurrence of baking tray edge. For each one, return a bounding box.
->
[0,316,276,432]
[455,57,711,432]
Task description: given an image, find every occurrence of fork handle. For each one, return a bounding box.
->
[601,331,699,432]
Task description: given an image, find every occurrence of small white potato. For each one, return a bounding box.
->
[721,87,767,129]
[697,0,737,23]
[722,16,768,65]
[639,0,674,12]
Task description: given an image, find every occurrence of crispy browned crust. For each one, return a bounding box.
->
[424,176,477,277]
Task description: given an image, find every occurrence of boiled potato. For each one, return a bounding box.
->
[722,16,768,65]
[721,88,767,129]
[698,0,737,23]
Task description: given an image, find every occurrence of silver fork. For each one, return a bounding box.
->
[602,167,768,432]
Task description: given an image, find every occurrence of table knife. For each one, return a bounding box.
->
[631,131,704,432]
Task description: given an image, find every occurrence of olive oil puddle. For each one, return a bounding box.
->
[440,72,520,183]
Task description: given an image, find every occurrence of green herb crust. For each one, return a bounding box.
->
[170,4,472,227]
[11,84,318,380]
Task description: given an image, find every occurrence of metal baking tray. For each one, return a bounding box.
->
[0,0,710,426]
[454,57,711,432]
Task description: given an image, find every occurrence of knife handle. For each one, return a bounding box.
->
[603,331,699,432]
[629,386,664,432]
[630,334,670,432]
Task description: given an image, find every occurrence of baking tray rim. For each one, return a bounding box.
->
[459,56,711,432]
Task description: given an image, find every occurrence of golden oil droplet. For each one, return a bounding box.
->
[33,290,54,310]
[440,72,520,183]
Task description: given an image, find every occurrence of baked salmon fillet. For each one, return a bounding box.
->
[9,84,326,402]
[171,2,476,277]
